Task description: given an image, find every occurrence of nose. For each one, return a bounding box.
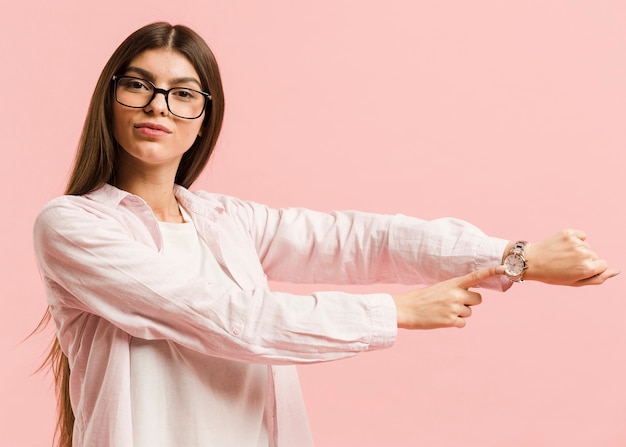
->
[144,88,169,116]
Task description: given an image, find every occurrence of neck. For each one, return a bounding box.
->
[114,160,184,223]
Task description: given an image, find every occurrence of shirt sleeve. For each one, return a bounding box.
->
[33,196,396,365]
[211,194,511,291]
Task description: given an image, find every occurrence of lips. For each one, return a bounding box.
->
[134,122,172,137]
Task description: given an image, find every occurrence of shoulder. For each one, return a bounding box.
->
[180,188,278,235]
[183,188,270,217]
[33,185,139,242]
[32,195,98,255]
[35,190,121,223]
[36,184,129,218]
[187,188,251,207]
[35,195,92,228]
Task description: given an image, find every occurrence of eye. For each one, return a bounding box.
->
[119,77,151,92]
[171,88,198,101]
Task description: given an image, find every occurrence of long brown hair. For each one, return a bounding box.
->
[40,22,225,447]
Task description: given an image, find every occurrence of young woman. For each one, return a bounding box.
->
[33,22,618,447]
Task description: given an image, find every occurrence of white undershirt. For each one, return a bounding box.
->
[130,207,269,447]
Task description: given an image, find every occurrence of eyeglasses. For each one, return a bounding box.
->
[112,75,211,120]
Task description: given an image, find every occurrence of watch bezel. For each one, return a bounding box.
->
[504,253,525,276]
[504,241,528,281]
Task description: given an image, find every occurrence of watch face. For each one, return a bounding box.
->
[504,254,525,276]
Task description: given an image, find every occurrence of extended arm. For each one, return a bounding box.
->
[213,193,510,289]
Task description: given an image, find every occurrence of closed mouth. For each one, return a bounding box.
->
[134,122,172,133]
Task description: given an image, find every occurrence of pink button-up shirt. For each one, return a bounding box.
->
[33,184,509,447]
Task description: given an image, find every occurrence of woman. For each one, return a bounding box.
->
[33,22,617,447]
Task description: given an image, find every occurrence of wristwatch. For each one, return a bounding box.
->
[503,241,528,282]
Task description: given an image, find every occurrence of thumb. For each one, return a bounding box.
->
[452,265,505,289]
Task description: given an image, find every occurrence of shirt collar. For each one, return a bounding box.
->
[84,183,224,224]
[84,183,134,206]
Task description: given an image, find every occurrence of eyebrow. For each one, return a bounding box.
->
[124,66,203,88]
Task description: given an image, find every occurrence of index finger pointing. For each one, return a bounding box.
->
[453,265,506,289]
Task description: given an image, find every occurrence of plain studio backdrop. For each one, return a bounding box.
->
[1,1,624,446]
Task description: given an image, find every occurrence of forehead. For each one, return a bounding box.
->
[125,48,200,83]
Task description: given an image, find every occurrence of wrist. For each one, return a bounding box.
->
[391,293,407,329]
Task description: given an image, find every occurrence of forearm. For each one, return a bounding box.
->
[250,204,509,288]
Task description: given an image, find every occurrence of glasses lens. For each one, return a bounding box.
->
[167,88,206,119]
[115,77,153,108]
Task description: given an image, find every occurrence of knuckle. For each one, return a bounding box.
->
[451,303,463,313]
[559,229,572,239]
[469,270,485,284]
[579,259,597,274]
[563,229,583,242]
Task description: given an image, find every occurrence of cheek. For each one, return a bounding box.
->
[112,106,130,142]
[190,119,204,138]
[180,122,204,146]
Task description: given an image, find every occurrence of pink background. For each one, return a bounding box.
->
[1,1,625,446]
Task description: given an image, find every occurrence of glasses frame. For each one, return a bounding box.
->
[112,75,212,120]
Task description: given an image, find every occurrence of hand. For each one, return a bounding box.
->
[522,229,620,286]
[391,265,505,330]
